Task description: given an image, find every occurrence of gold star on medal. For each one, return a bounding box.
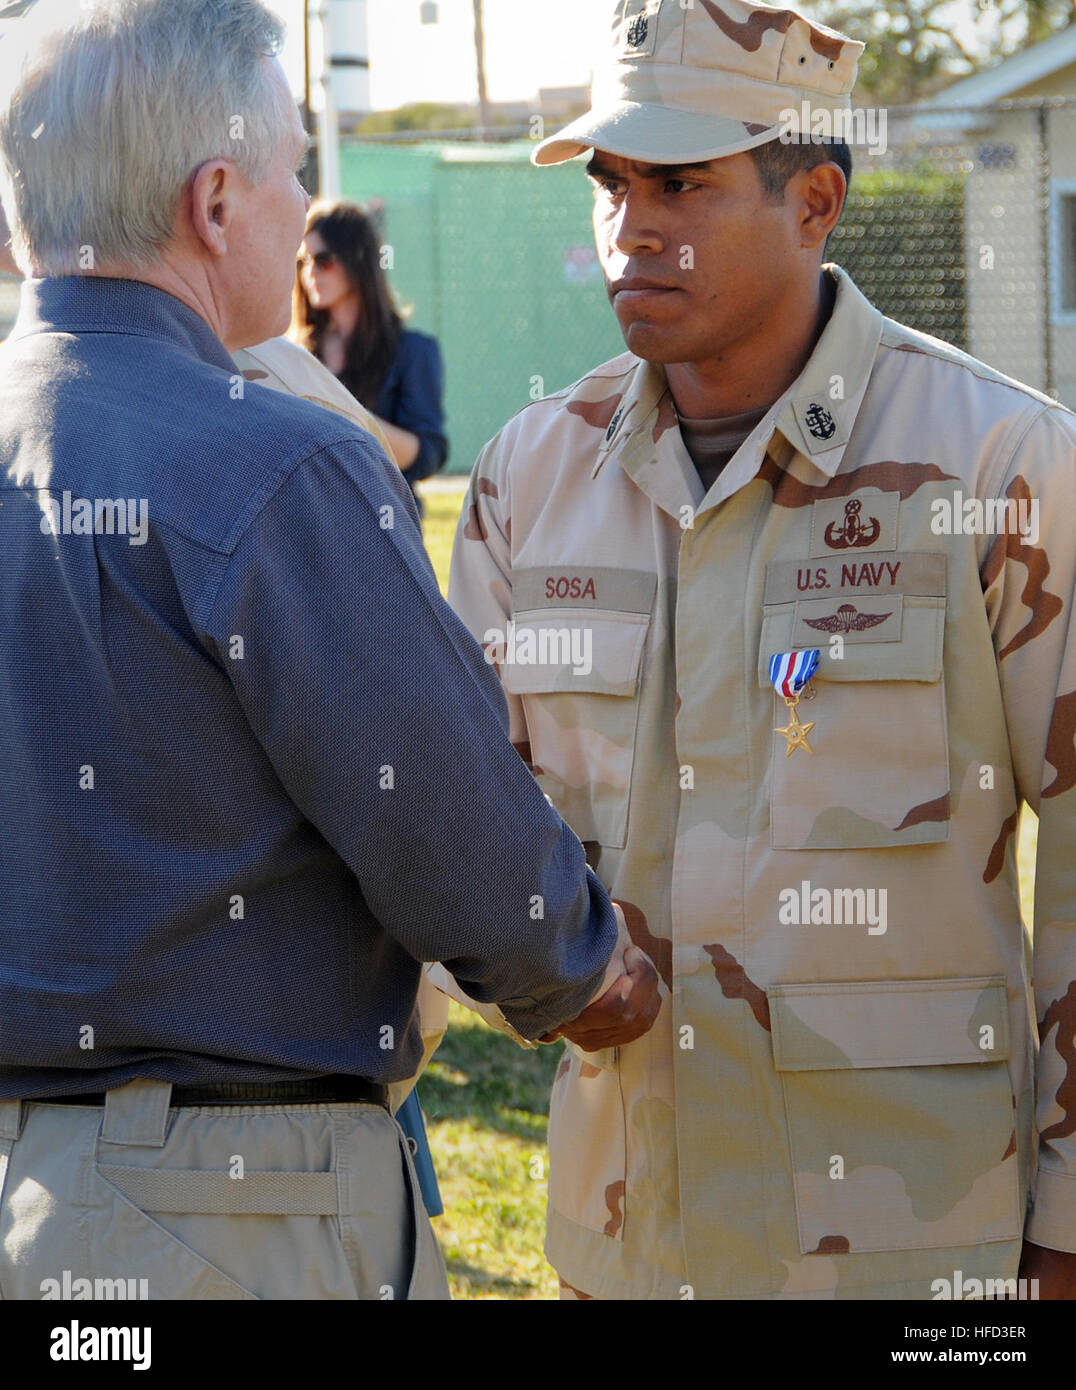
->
[775,709,815,756]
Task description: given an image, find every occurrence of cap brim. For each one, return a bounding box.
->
[532,101,782,167]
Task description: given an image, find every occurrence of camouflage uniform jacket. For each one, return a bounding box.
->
[448,265,1076,1299]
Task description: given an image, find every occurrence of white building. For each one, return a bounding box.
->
[913,27,1076,405]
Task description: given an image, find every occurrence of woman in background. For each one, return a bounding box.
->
[292,201,448,519]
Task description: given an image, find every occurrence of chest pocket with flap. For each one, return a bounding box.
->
[501,567,656,850]
[758,552,949,851]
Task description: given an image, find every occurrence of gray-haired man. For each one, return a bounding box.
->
[0,0,658,1300]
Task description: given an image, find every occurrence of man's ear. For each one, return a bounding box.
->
[0,202,19,277]
[188,159,234,257]
[796,162,846,252]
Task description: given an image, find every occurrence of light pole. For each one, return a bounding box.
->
[472,0,491,140]
[303,0,312,125]
[420,0,490,140]
[309,0,340,198]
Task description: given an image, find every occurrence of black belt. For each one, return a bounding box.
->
[29,1075,389,1109]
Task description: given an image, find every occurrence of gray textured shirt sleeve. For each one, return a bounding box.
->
[202,434,617,1040]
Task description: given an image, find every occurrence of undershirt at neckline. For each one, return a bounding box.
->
[677,404,770,492]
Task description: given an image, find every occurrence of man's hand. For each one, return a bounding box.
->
[1019,1240,1076,1298]
[540,945,661,1051]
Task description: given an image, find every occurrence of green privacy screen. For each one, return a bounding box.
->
[339,141,626,476]
[339,140,970,476]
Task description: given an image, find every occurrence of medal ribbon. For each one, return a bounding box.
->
[768,649,820,700]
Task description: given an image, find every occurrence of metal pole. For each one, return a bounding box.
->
[303,0,311,125]
[1039,102,1054,399]
[300,0,320,193]
[472,0,490,140]
[311,0,340,200]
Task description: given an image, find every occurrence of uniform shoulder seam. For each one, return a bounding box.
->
[880,322,1069,413]
[986,396,1075,503]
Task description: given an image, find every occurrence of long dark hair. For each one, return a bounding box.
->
[291,201,403,409]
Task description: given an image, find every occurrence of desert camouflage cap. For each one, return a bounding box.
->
[532,0,863,167]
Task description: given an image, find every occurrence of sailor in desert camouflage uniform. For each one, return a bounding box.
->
[449,0,1076,1299]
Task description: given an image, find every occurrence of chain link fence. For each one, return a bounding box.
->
[336,97,1074,472]
[1,97,1072,473]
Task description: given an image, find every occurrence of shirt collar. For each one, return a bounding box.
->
[6,275,239,375]
[593,355,667,475]
[595,264,885,491]
[770,265,884,477]
[593,357,703,521]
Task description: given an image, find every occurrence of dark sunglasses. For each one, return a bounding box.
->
[298,250,337,271]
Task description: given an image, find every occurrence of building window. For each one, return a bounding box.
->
[1060,193,1076,313]
[1050,181,1076,323]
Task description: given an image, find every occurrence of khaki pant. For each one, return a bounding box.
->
[0,1080,449,1300]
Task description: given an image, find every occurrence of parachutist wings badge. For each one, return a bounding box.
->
[803,603,891,634]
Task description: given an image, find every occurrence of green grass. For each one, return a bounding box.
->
[416,1003,565,1300]
[414,481,1041,1300]
[419,482,468,598]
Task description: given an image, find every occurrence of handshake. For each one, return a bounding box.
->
[539,904,662,1052]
